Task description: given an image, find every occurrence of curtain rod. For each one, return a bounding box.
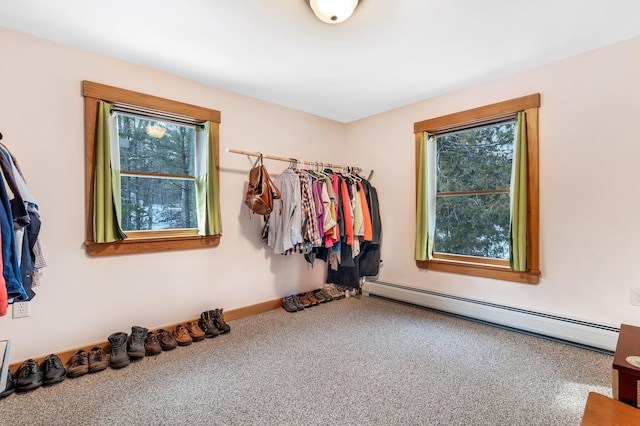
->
[227,148,362,172]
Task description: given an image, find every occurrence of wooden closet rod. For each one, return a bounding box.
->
[227,148,362,172]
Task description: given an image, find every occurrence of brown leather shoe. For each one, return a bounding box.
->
[297,293,312,308]
[156,329,177,351]
[173,324,193,346]
[88,347,108,373]
[185,322,205,342]
[305,291,320,306]
[199,311,219,338]
[144,331,162,356]
[66,350,89,378]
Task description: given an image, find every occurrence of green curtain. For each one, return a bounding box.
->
[93,101,126,243]
[195,121,223,236]
[415,132,435,260]
[509,111,528,271]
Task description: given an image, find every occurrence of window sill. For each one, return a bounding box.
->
[84,235,220,256]
[416,258,540,284]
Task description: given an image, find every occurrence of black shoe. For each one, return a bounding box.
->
[211,308,231,334]
[108,332,130,369]
[42,354,66,386]
[0,368,15,398]
[290,295,305,310]
[128,326,148,360]
[314,289,332,302]
[15,359,43,392]
[282,296,298,312]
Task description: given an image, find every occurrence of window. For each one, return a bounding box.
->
[83,81,222,256]
[116,114,198,233]
[414,94,540,284]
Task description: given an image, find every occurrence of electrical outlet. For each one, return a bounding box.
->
[630,289,640,306]
[12,301,30,318]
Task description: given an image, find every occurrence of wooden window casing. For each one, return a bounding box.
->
[83,81,221,256]
[414,94,540,284]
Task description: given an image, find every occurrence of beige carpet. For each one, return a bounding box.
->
[0,295,613,425]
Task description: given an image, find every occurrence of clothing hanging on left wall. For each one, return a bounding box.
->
[0,141,46,316]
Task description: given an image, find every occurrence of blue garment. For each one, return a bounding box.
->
[0,171,27,301]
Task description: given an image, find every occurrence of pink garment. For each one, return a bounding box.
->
[0,226,7,317]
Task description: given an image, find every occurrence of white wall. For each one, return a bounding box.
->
[347,35,640,329]
[0,27,345,363]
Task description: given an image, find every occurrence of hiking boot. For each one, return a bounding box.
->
[66,350,89,378]
[157,329,177,351]
[15,359,42,392]
[144,331,162,356]
[88,347,108,373]
[0,368,15,398]
[305,291,320,306]
[199,310,219,338]
[211,308,231,334]
[185,322,206,342]
[297,293,312,308]
[42,354,66,386]
[313,289,331,303]
[128,326,148,359]
[173,324,193,346]
[282,296,298,312]
[290,295,305,310]
[108,332,130,369]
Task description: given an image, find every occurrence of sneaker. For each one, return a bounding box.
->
[282,296,298,313]
[42,354,66,386]
[108,332,130,369]
[173,324,193,346]
[128,326,148,360]
[88,347,108,373]
[144,331,162,356]
[15,359,42,392]
[185,322,206,342]
[66,350,89,378]
[157,329,177,351]
[211,308,231,334]
[199,311,220,338]
[324,284,345,300]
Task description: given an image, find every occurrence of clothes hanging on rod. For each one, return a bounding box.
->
[261,162,381,289]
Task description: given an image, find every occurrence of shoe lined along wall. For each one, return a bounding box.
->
[2,308,232,396]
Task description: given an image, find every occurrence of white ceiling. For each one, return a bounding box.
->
[2,0,640,123]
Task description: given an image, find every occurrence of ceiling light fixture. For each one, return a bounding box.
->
[145,123,167,138]
[307,0,359,24]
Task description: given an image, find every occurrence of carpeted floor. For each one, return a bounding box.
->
[0,295,613,425]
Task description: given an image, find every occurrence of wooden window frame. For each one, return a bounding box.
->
[83,81,221,256]
[413,94,540,284]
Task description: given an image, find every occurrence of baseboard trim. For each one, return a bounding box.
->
[9,298,282,372]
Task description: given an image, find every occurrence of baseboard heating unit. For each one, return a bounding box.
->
[362,280,619,354]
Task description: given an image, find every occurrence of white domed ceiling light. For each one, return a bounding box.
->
[307,0,359,24]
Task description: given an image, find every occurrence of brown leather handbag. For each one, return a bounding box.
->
[244,155,281,215]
